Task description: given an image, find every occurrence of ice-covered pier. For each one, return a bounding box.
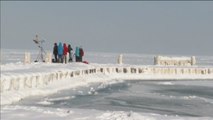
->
[1,63,213,92]
[1,61,213,105]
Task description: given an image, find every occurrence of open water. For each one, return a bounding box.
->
[17,80,213,118]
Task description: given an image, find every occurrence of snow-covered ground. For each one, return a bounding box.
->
[2,106,212,120]
[1,49,213,120]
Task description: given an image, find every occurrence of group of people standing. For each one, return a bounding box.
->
[53,42,84,64]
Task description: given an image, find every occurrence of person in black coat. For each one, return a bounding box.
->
[68,44,73,62]
[53,43,58,62]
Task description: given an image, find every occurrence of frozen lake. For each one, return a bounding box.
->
[1,49,213,66]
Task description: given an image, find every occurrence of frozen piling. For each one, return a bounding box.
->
[117,54,123,65]
[24,52,31,64]
[154,56,196,66]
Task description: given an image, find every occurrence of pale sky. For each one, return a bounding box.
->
[1,1,213,55]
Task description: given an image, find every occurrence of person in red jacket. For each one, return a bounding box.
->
[63,43,68,63]
[79,47,84,62]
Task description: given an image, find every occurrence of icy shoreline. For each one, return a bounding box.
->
[1,62,213,105]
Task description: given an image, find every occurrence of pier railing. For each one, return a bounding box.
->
[1,66,213,93]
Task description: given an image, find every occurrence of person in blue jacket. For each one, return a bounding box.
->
[58,42,64,63]
[75,46,80,62]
